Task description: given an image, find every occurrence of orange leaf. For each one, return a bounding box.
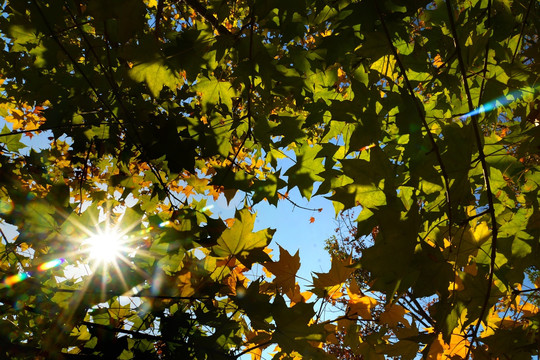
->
[520,302,539,317]
[309,216,315,223]
[285,283,313,306]
[433,54,444,67]
[224,218,236,228]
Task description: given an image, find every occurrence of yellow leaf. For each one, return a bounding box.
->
[347,287,377,319]
[520,302,539,317]
[263,246,300,293]
[473,222,490,243]
[327,284,343,300]
[312,255,354,289]
[427,334,447,360]
[371,55,397,80]
[176,272,195,297]
[447,333,469,359]
[145,0,158,8]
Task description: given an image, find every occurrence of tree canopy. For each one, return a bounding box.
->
[0,0,539,358]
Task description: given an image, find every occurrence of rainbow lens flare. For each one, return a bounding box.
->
[3,272,30,287]
[37,258,66,271]
[2,258,66,287]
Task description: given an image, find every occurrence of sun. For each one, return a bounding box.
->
[85,229,125,264]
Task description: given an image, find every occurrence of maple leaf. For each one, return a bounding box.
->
[447,333,469,359]
[312,255,354,290]
[213,209,275,257]
[1,0,537,358]
[347,292,377,320]
[285,283,313,306]
[345,279,377,319]
[176,271,195,298]
[427,334,447,360]
[379,304,409,328]
[263,246,300,293]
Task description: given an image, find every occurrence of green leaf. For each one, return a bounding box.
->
[194,76,237,112]
[0,125,26,152]
[129,58,178,97]
[284,143,325,199]
[212,209,274,257]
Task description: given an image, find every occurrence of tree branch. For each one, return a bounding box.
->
[276,191,322,212]
[477,0,492,104]
[511,0,535,63]
[444,2,499,358]
[81,321,167,342]
[376,5,454,243]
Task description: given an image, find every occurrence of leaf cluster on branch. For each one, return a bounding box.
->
[0,0,539,359]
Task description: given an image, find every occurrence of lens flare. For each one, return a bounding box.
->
[460,86,538,119]
[201,204,214,212]
[158,221,171,228]
[37,258,66,271]
[4,272,30,287]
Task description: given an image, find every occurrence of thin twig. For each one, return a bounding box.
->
[277,191,323,212]
[234,340,273,358]
[444,2,499,358]
[513,287,540,294]
[397,299,431,329]
[511,0,535,63]
[0,122,94,137]
[81,321,173,342]
[0,226,26,272]
[405,292,436,327]
[376,4,454,243]
[477,0,492,104]
[182,0,232,36]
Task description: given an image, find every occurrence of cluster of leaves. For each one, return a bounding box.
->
[0,0,539,359]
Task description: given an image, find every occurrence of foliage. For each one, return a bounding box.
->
[0,0,539,359]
